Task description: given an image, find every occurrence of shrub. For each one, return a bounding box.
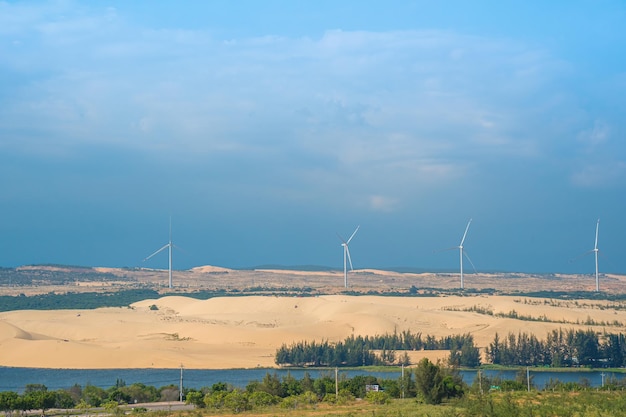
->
[248,391,280,408]
[365,391,390,404]
[223,389,249,413]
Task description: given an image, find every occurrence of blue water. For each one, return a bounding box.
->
[0,368,399,393]
[461,369,625,389]
[0,367,622,393]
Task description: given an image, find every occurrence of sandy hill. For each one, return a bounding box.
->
[1,294,625,369]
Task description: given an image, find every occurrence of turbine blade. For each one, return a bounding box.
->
[434,246,460,253]
[347,225,360,244]
[336,233,347,244]
[464,250,477,274]
[171,243,187,254]
[569,250,594,263]
[460,219,472,246]
[144,244,169,261]
[595,219,600,250]
[346,247,354,271]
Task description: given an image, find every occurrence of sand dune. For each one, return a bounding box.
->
[189,265,233,273]
[1,295,625,369]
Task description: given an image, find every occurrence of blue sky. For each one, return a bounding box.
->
[1,1,625,274]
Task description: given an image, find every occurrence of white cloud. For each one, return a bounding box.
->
[578,120,610,147]
[571,162,626,188]
[368,195,400,212]
[3,1,620,213]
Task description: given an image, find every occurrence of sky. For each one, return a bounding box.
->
[1,0,625,274]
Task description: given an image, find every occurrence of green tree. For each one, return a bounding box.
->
[0,391,19,414]
[107,388,131,404]
[414,358,465,404]
[223,389,249,413]
[24,384,48,394]
[313,375,335,398]
[259,372,285,397]
[185,390,204,408]
[54,390,75,409]
[82,384,106,407]
[23,390,57,415]
[341,374,378,398]
[204,391,228,410]
[123,383,159,404]
[248,391,280,408]
[281,373,302,397]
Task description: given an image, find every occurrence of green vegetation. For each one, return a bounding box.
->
[275,331,480,367]
[448,303,625,327]
[0,289,160,312]
[0,380,174,414]
[0,266,124,286]
[486,328,626,367]
[5,365,626,416]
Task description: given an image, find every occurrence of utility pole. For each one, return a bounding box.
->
[179,364,184,402]
[335,367,338,397]
[526,367,530,392]
[401,364,405,399]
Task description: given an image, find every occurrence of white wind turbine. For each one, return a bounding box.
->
[338,225,360,288]
[144,218,174,289]
[574,219,601,292]
[440,219,476,290]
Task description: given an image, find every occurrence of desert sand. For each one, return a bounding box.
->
[2,294,626,369]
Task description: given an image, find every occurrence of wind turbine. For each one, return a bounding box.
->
[338,225,360,288]
[575,219,601,292]
[144,218,174,289]
[440,219,476,290]
[593,219,600,292]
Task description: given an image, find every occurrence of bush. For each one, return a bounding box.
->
[203,391,227,410]
[280,391,318,410]
[223,389,249,413]
[365,391,390,404]
[248,391,280,408]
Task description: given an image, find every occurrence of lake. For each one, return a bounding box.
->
[0,367,622,393]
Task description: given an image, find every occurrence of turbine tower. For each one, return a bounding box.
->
[593,219,600,292]
[338,225,360,288]
[144,217,174,289]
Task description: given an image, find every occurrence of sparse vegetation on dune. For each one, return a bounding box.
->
[2,264,626,298]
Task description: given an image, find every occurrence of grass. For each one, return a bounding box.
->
[135,391,626,417]
[185,400,450,417]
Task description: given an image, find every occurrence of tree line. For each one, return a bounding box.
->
[186,359,465,412]
[486,328,626,367]
[0,380,181,415]
[0,362,463,415]
[276,327,626,369]
[275,331,481,367]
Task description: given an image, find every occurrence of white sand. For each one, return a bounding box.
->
[1,295,624,369]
